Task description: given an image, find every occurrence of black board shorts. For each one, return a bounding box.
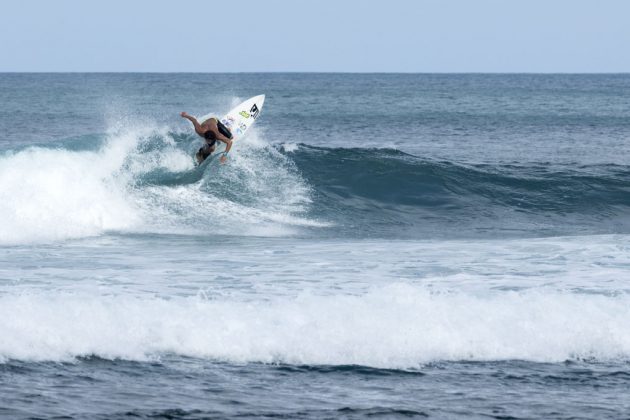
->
[216,120,233,139]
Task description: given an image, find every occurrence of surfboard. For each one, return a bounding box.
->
[198,94,265,143]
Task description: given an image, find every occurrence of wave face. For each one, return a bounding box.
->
[2,285,630,366]
[284,144,630,238]
[2,127,630,244]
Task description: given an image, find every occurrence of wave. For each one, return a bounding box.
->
[281,144,630,237]
[287,144,630,211]
[2,125,630,244]
[2,284,630,367]
[0,124,321,244]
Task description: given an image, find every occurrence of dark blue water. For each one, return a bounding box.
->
[1,73,630,419]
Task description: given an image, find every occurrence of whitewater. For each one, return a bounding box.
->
[2,73,630,419]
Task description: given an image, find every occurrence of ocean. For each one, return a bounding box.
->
[1,73,630,419]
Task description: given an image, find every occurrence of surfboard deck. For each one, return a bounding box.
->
[198,95,265,143]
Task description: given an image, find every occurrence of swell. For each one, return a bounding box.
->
[280,144,630,237]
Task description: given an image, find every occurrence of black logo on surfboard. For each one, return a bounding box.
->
[250,104,260,119]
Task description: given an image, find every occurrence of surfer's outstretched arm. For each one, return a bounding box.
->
[180,112,205,136]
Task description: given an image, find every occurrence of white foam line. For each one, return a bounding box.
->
[2,285,630,366]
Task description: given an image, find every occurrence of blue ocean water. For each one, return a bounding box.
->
[1,73,630,419]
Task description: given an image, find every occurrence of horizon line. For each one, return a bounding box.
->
[1,71,630,75]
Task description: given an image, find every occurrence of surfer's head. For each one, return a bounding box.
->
[203,130,216,141]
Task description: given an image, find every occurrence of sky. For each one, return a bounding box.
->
[1,0,629,72]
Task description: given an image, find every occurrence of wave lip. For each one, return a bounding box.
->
[2,285,630,367]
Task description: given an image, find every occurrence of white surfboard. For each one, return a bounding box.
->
[198,94,265,142]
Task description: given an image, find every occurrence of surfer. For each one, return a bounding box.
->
[180,112,233,164]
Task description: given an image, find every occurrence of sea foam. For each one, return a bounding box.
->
[2,284,629,367]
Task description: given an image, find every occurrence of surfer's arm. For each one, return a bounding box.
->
[218,136,233,163]
[180,112,205,136]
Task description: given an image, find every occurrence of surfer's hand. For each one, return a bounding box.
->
[180,112,188,118]
[220,155,228,164]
